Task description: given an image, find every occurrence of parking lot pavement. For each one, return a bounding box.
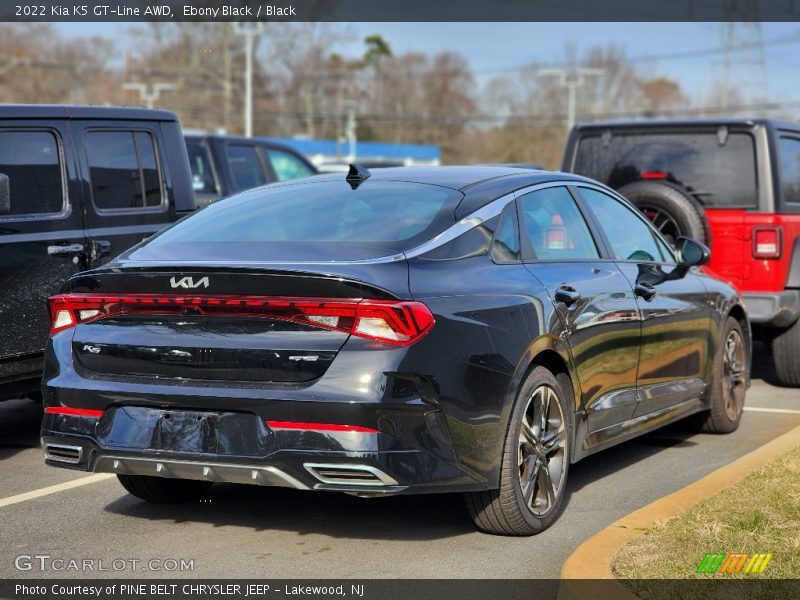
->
[1,347,798,580]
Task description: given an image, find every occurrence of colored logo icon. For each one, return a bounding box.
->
[697,553,772,574]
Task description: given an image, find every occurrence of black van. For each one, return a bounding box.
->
[184,134,317,206]
[0,105,195,400]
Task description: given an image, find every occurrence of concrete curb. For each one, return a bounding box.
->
[559,424,800,597]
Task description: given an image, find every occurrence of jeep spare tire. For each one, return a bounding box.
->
[616,180,710,246]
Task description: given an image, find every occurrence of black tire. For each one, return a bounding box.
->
[772,317,800,387]
[617,180,710,246]
[117,474,212,503]
[465,366,572,536]
[696,317,747,434]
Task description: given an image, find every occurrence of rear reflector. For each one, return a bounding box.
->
[47,294,434,346]
[44,407,105,418]
[266,420,379,433]
[642,170,668,180]
[753,226,782,259]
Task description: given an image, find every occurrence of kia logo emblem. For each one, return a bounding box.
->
[170,276,210,289]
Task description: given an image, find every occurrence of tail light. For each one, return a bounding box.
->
[641,170,668,180]
[47,294,435,346]
[752,226,782,259]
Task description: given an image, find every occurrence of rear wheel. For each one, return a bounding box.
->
[617,181,709,246]
[696,317,747,433]
[465,366,572,536]
[117,474,212,503]
[772,317,800,387]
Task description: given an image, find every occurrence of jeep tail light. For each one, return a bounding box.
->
[47,294,435,347]
[752,226,782,259]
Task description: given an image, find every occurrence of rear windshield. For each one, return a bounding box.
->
[572,131,758,208]
[139,180,460,261]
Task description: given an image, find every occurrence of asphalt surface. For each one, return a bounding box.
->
[1,346,799,580]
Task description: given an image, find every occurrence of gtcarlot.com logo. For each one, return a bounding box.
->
[14,554,194,572]
[696,552,772,575]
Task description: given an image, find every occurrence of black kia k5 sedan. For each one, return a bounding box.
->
[41,166,749,535]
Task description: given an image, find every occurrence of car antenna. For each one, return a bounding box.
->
[346,164,371,190]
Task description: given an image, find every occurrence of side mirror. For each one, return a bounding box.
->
[0,173,9,215]
[676,237,710,267]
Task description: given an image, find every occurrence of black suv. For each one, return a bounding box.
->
[185,134,317,205]
[0,105,195,400]
[563,119,800,386]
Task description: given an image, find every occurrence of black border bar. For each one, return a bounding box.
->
[4,1,800,22]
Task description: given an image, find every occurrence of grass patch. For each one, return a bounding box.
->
[612,446,800,597]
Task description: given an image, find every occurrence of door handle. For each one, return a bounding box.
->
[47,243,84,256]
[635,282,657,300]
[555,286,581,306]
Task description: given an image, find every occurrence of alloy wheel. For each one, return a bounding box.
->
[722,329,746,421]
[517,384,567,516]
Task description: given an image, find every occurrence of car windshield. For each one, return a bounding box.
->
[572,131,758,208]
[136,179,460,262]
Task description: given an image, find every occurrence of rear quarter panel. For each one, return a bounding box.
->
[407,254,574,486]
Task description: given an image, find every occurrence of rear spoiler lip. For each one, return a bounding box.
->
[61,262,409,301]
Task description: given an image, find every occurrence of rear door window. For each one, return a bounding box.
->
[226,144,268,191]
[490,202,521,263]
[0,130,65,216]
[86,130,164,211]
[266,147,315,181]
[573,131,758,208]
[518,187,599,260]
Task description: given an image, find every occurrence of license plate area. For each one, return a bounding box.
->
[99,406,272,457]
[153,410,219,453]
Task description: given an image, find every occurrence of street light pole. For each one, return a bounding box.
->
[122,82,177,109]
[234,22,263,137]
[342,100,357,163]
[538,67,604,133]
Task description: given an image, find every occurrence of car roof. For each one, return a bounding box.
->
[261,165,601,219]
[0,104,178,121]
[287,165,549,190]
[573,117,800,132]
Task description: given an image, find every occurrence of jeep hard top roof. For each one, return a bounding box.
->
[0,104,178,121]
[572,117,800,133]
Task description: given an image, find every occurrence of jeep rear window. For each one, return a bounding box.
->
[572,132,757,208]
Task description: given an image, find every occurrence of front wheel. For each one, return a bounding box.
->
[465,366,572,536]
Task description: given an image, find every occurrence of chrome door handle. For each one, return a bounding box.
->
[47,243,84,256]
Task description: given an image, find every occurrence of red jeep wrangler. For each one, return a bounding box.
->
[562,119,800,386]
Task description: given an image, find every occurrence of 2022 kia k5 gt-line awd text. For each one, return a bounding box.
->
[41,166,750,535]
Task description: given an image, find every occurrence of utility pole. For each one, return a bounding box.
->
[234,22,263,137]
[342,100,358,163]
[538,68,604,133]
[122,82,177,109]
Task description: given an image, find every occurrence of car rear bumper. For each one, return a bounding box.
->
[40,375,488,496]
[42,430,480,495]
[742,290,800,327]
[743,290,800,327]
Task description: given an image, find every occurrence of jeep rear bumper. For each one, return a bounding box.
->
[743,290,800,327]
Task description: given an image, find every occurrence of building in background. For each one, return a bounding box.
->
[264,137,440,172]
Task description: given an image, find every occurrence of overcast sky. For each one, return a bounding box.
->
[55,22,800,105]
